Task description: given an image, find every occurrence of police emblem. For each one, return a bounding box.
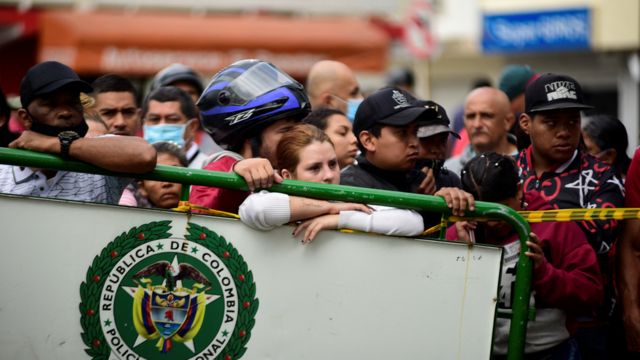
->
[80,221,258,359]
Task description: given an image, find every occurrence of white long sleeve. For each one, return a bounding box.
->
[338,205,424,237]
[239,191,291,231]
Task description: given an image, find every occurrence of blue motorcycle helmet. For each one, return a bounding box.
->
[197,59,310,149]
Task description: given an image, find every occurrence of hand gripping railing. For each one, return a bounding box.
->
[0,147,532,359]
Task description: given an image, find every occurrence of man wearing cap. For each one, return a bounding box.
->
[0,61,157,204]
[499,65,538,118]
[444,87,518,177]
[414,100,461,192]
[340,87,474,225]
[499,64,539,150]
[518,73,624,358]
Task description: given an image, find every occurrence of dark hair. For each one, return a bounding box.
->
[276,124,333,173]
[91,74,139,106]
[142,86,197,120]
[152,141,188,167]
[303,108,345,130]
[471,77,492,89]
[582,113,631,177]
[461,152,519,202]
[356,123,383,153]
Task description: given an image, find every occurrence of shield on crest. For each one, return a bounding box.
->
[150,292,191,338]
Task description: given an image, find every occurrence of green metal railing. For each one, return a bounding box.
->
[0,147,532,359]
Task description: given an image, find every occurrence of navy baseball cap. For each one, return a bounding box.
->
[20,61,93,108]
[353,87,427,136]
[415,100,460,139]
[524,73,593,113]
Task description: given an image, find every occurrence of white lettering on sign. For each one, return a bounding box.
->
[488,13,589,48]
[100,47,325,76]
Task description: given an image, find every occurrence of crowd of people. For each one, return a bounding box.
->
[0,58,638,359]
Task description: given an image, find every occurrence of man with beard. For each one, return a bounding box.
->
[0,61,156,204]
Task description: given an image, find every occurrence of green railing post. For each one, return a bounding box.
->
[0,147,532,358]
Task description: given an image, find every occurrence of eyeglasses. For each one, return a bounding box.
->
[98,107,139,120]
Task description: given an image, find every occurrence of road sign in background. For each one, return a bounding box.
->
[403,0,438,59]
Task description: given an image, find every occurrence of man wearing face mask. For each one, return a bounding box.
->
[141,86,206,169]
[306,60,363,121]
[0,61,157,204]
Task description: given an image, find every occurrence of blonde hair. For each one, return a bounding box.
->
[276,124,333,173]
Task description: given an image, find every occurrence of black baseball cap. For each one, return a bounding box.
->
[20,61,93,108]
[524,73,593,113]
[414,100,461,139]
[353,87,427,136]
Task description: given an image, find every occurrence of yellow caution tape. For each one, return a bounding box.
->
[448,208,640,223]
[173,202,640,238]
[172,201,240,219]
[423,207,640,237]
[518,208,640,223]
[444,208,640,224]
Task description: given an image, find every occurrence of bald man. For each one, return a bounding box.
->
[444,87,517,176]
[306,60,363,121]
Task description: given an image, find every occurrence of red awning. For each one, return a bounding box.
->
[38,10,390,77]
[0,7,39,44]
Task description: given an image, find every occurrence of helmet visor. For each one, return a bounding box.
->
[225,62,297,105]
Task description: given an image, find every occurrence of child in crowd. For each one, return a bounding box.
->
[121,141,187,209]
[302,108,358,169]
[447,152,603,359]
[239,124,424,242]
[189,59,310,213]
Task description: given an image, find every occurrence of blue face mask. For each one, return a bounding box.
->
[143,124,187,147]
[346,99,363,123]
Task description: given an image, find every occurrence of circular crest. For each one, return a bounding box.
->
[79,221,258,360]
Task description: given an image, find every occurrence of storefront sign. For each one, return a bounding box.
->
[482,8,591,53]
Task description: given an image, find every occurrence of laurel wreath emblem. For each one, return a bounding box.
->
[79,220,258,360]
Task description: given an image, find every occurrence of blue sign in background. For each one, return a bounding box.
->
[482,8,591,53]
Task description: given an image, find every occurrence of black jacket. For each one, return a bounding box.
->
[340,156,449,229]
